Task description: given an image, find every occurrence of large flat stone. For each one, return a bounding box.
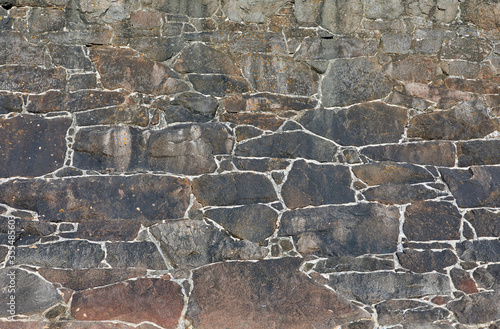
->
[223,0,287,23]
[375,299,450,327]
[321,58,392,107]
[0,32,45,65]
[147,0,218,17]
[397,249,457,273]
[448,291,500,324]
[363,184,444,205]
[352,162,434,185]
[294,36,378,61]
[441,37,492,62]
[223,93,316,113]
[0,115,71,178]
[440,166,500,208]
[234,131,338,162]
[0,175,191,222]
[320,0,363,34]
[105,241,167,270]
[384,55,439,83]
[457,140,500,167]
[58,219,141,241]
[465,209,500,238]
[0,66,66,93]
[281,160,355,209]
[457,239,500,262]
[186,258,371,328]
[280,203,400,257]
[174,43,240,74]
[298,102,407,146]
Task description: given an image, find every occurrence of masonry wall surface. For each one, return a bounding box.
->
[0,0,500,328]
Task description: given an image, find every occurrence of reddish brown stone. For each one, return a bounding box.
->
[384,55,439,83]
[71,277,184,328]
[0,322,136,329]
[461,0,500,33]
[39,268,147,291]
[222,112,285,131]
[187,258,370,329]
[450,268,479,294]
[444,77,500,94]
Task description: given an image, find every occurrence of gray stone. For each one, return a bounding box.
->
[362,142,456,166]
[457,239,500,262]
[74,106,150,127]
[363,184,444,205]
[384,55,439,83]
[321,58,392,107]
[465,209,500,238]
[0,32,45,65]
[0,93,23,114]
[171,92,219,118]
[320,0,363,34]
[48,44,93,70]
[294,37,379,60]
[397,249,457,273]
[328,271,451,304]
[294,0,323,25]
[15,240,104,268]
[352,162,434,186]
[193,172,278,206]
[281,160,355,209]
[376,299,450,326]
[232,157,290,172]
[223,0,287,23]
[381,32,412,54]
[0,66,66,93]
[299,102,407,146]
[448,291,500,324]
[280,203,400,257]
[441,37,492,62]
[364,0,404,20]
[147,0,218,17]
[28,8,66,33]
[150,220,268,269]
[79,0,133,23]
[235,131,338,162]
[204,204,278,242]
[188,74,250,96]
[431,0,459,23]
[474,264,500,290]
[313,256,394,273]
[0,268,62,316]
[174,43,240,74]
[228,32,287,54]
[58,219,141,241]
[129,37,185,62]
[105,242,167,270]
[457,140,500,167]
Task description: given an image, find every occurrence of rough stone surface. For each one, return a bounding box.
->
[105,241,167,269]
[376,299,450,327]
[352,162,434,185]
[457,240,500,262]
[465,209,500,238]
[363,183,444,205]
[457,140,500,167]
[448,291,500,325]
[397,249,457,273]
[362,142,456,166]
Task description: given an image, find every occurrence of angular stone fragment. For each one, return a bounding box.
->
[361,142,456,166]
[48,44,92,70]
[39,268,147,290]
[408,100,497,140]
[28,7,66,33]
[461,0,500,33]
[0,115,71,178]
[313,256,394,273]
[440,166,500,208]
[320,0,363,34]
[223,0,287,23]
[352,162,434,186]
[222,112,285,131]
[281,160,355,209]
[150,220,268,269]
[321,58,392,107]
[430,0,459,23]
[75,106,149,127]
[174,43,240,74]
[397,249,457,273]
[204,204,278,242]
[171,92,219,118]
[381,32,412,54]
[293,0,323,25]
[59,220,140,241]
[147,0,218,17]
[187,258,370,329]
[365,0,403,20]
[294,37,378,60]
[403,201,461,241]
[375,299,450,326]
[235,131,337,162]
[0,32,45,65]
[444,77,500,94]
[363,184,444,205]
[474,264,500,290]
[299,102,406,146]
[223,93,316,113]
[193,172,277,206]
[328,271,451,304]
[457,140,500,167]
[189,74,250,96]
[405,82,472,109]
[0,175,191,222]
[0,267,62,316]
[15,240,104,268]
[465,209,500,238]
[129,37,185,62]
[441,37,492,62]
[71,277,184,328]
[280,203,399,257]
[90,47,188,95]
[232,157,289,172]
[457,239,500,262]
[0,93,23,114]
[384,55,439,83]
[105,241,167,270]
[447,291,500,324]
[0,66,66,93]
[240,53,318,96]
[450,268,478,294]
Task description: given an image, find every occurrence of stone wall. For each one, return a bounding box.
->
[0,0,500,327]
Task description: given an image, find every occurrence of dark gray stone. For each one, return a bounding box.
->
[232,157,290,172]
[281,160,355,209]
[171,92,219,118]
[148,0,218,17]
[376,299,450,327]
[465,209,500,238]
[204,204,278,242]
[397,249,457,273]
[59,219,141,241]
[294,37,378,60]
[0,66,66,93]
[0,93,23,114]
[447,291,500,324]
[299,102,407,146]
[174,43,241,74]
[384,55,439,84]
[280,203,400,257]
[457,140,500,167]
[363,184,444,205]
[313,256,394,273]
[105,241,167,270]
[352,162,434,185]
[474,264,500,290]
[441,37,492,62]
[0,32,45,65]
[457,239,500,262]
[74,106,150,127]
[48,44,93,70]
[189,74,250,96]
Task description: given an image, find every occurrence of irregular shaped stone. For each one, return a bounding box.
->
[0,115,71,178]
[430,0,459,23]
[0,322,138,329]
[280,203,399,257]
[28,7,66,33]
[90,47,188,95]
[129,36,185,62]
[294,36,378,60]
[457,239,500,262]
[189,74,250,96]
[281,160,355,209]
[0,267,61,316]
[59,219,140,241]
[204,204,278,242]
[457,140,500,167]
[376,299,450,326]
[15,240,104,268]
[71,277,184,328]
[321,58,392,107]
[235,125,263,141]
[450,268,478,294]
[381,32,412,54]
[150,219,268,269]
[171,92,219,118]
[48,44,92,70]
[474,264,500,290]
[320,0,363,34]
[147,0,218,17]
[363,184,444,205]
[187,258,370,328]
[0,32,45,65]
[240,53,318,96]
[235,131,337,162]
[403,201,461,241]
[228,31,287,54]
[79,0,133,23]
[362,141,456,166]
[174,43,240,74]
[384,55,439,83]
[440,166,500,208]
[313,256,394,273]
[0,217,55,245]
[443,77,500,94]
[328,271,451,304]
[465,209,500,238]
[222,112,285,131]
[0,175,191,222]
[193,172,277,206]
[299,102,406,146]
[223,0,287,23]
[232,157,290,171]
[365,0,404,20]
[447,291,500,324]
[352,162,434,185]
[105,241,167,270]
[408,100,497,140]
[461,0,500,33]
[397,249,457,273]
[0,93,23,114]
[441,37,492,62]
[223,93,316,113]
[405,82,472,109]
[294,0,323,25]
[68,73,98,91]
[0,66,66,93]
[39,268,147,291]
[75,106,149,127]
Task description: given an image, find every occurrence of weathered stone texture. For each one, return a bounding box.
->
[362,142,456,166]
